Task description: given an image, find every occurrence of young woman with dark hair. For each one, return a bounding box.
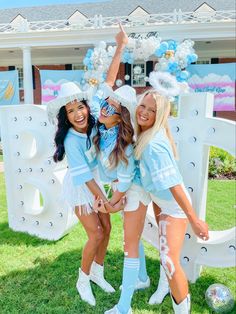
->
[53,100,95,163]
[47,25,129,307]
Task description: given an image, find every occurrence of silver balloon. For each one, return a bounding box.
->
[115,79,123,87]
[133,65,142,75]
[205,284,235,313]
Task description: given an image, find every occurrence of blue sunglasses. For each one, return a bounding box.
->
[101,98,121,116]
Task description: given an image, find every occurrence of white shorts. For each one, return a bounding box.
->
[111,182,151,212]
[61,167,106,216]
[150,185,191,219]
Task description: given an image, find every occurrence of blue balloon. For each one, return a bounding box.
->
[155,48,164,57]
[190,53,198,63]
[83,57,90,66]
[87,49,93,57]
[87,63,94,70]
[168,62,179,73]
[80,78,86,85]
[128,58,134,64]
[122,50,131,63]
[168,40,177,51]
[180,70,189,80]
[160,41,168,52]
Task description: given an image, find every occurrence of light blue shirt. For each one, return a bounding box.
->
[64,128,97,186]
[97,141,136,192]
[139,128,183,201]
[90,84,136,192]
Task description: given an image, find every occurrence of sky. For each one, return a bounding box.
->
[0,0,109,9]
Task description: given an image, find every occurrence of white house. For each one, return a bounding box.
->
[0,0,235,119]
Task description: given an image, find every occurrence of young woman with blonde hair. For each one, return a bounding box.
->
[134,72,209,313]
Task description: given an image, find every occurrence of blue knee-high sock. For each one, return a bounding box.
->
[117,257,139,314]
[138,241,148,282]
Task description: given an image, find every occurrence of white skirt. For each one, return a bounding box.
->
[61,167,106,216]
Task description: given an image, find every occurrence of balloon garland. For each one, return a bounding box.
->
[82,35,198,87]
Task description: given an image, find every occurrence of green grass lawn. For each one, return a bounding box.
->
[0,174,235,314]
[0,154,3,162]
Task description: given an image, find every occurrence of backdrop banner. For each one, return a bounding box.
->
[0,70,20,105]
[187,63,235,111]
[40,70,84,104]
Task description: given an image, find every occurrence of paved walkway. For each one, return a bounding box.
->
[0,162,4,172]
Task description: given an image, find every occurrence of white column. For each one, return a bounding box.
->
[22,46,34,104]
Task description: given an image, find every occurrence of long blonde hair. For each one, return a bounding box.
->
[134,89,177,160]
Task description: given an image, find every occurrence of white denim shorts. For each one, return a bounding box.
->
[150,185,191,219]
[111,182,151,212]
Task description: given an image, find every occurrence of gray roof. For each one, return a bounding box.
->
[0,0,234,23]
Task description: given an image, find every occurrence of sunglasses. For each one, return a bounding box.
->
[101,98,121,116]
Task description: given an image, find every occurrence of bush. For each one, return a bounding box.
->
[209,146,236,178]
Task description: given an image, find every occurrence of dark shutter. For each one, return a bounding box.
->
[125,63,131,86]
[32,66,36,89]
[146,61,153,86]
[8,66,15,71]
[65,64,72,70]
[211,58,219,64]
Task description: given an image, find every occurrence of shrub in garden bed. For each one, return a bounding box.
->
[209,147,236,179]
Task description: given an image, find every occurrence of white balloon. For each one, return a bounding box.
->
[98,41,106,49]
[133,65,142,75]
[124,75,130,81]
[116,79,123,87]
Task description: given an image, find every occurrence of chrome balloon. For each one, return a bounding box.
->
[205,284,235,313]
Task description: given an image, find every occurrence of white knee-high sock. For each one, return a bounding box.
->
[138,241,148,282]
[117,257,140,314]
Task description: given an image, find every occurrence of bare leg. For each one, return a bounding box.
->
[123,203,148,257]
[159,213,188,304]
[75,207,104,275]
[153,201,162,225]
[94,212,111,265]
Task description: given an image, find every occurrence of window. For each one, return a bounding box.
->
[16,67,24,89]
[196,59,210,64]
[72,64,84,70]
[131,62,146,87]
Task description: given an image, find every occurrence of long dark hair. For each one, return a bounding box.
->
[93,105,134,168]
[53,100,95,162]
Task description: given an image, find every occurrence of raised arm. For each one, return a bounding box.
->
[106,23,128,87]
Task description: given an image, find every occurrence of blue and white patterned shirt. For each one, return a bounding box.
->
[139,128,183,201]
[64,128,97,186]
[89,85,136,192]
[97,140,135,192]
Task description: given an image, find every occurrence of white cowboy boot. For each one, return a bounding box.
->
[171,294,191,314]
[104,305,132,314]
[135,276,150,290]
[90,261,115,293]
[119,276,150,291]
[148,265,169,304]
[76,268,96,306]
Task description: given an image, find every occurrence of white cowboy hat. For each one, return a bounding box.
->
[148,71,180,100]
[46,82,91,124]
[101,83,137,117]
